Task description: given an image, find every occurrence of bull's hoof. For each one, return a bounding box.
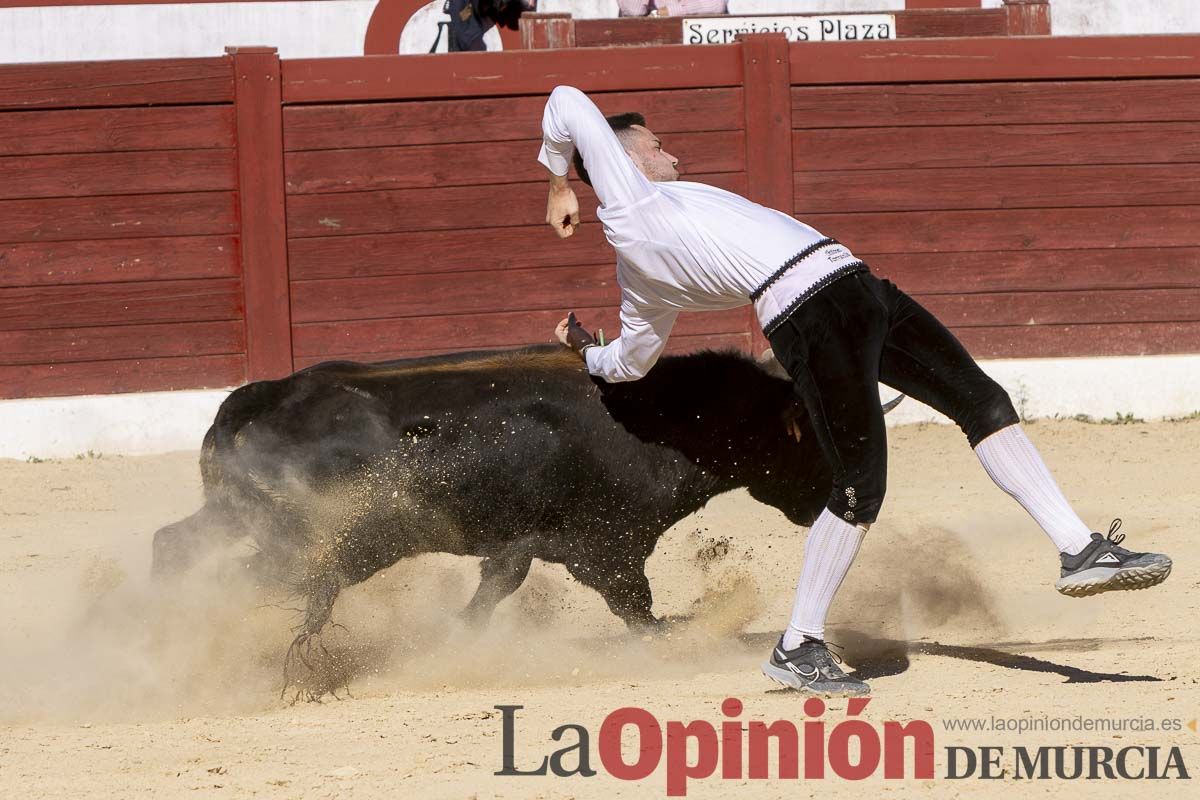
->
[281,630,355,703]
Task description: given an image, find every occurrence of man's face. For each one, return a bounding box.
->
[622,124,679,182]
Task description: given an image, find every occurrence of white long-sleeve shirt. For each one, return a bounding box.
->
[538,85,864,382]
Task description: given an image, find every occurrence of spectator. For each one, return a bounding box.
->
[618,0,728,17]
[447,0,533,51]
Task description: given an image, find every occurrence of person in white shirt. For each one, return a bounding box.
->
[538,85,1173,696]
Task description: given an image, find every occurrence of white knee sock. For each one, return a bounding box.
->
[782,508,866,649]
[973,424,1095,555]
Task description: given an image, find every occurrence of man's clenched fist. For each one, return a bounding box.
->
[546,182,580,238]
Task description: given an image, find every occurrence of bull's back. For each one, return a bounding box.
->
[205,346,611,509]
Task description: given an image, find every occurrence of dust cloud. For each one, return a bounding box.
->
[0,509,1008,725]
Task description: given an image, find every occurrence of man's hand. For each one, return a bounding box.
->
[546,177,580,239]
[556,312,598,359]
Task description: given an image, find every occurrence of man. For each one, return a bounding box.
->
[537,85,1172,696]
[445,0,527,52]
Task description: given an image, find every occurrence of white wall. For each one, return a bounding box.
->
[4,354,1199,459]
[0,1,377,62]
[728,0,902,12]
[538,0,618,18]
[1051,0,1200,36]
[6,1,1200,64]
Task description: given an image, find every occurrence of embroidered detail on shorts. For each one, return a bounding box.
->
[750,238,837,302]
[844,511,856,521]
[761,262,867,337]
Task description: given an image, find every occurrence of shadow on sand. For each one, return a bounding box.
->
[738,631,1162,684]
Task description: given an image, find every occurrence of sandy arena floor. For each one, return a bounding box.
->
[0,418,1196,799]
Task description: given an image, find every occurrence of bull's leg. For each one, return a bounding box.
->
[461,542,535,627]
[565,557,659,632]
[151,504,237,577]
[283,574,346,702]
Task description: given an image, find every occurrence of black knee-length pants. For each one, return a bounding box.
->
[767,269,1019,525]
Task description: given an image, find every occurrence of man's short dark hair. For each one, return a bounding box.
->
[572,112,646,188]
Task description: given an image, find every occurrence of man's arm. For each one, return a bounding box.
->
[580,291,679,383]
[538,85,657,216]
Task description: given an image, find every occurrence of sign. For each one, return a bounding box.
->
[682,14,897,45]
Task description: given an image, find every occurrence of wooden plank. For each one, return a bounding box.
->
[953,322,1200,359]
[866,248,1200,294]
[0,149,236,200]
[907,0,982,8]
[293,332,753,370]
[915,288,1200,328]
[520,13,577,50]
[228,47,294,381]
[284,131,745,194]
[793,122,1200,171]
[794,165,1200,214]
[1005,0,1051,36]
[293,306,749,357]
[283,88,745,151]
[0,278,242,331]
[288,224,614,281]
[572,18,678,48]
[804,206,1200,253]
[895,8,1005,38]
[0,58,233,110]
[286,172,748,237]
[741,34,791,357]
[792,79,1200,128]
[0,106,234,157]
[0,191,238,244]
[281,45,744,103]
[0,236,239,287]
[290,265,621,324]
[292,242,1200,299]
[791,80,1200,128]
[741,36,793,215]
[787,36,1200,86]
[0,320,245,366]
[0,354,245,400]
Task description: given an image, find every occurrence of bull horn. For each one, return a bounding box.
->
[882,394,905,415]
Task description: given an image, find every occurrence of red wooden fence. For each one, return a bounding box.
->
[0,58,246,398]
[1,33,1199,399]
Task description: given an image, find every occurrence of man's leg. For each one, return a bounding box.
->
[868,274,1093,553]
[763,274,887,694]
[973,425,1094,555]
[784,510,868,646]
[869,274,1171,594]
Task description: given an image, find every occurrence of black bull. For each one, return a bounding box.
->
[153,345,842,643]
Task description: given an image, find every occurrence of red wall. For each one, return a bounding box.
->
[0,58,247,398]
[1,34,1199,399]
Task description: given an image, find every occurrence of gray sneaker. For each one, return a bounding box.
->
[762,635,870,696]
[1056,519,1172,597]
